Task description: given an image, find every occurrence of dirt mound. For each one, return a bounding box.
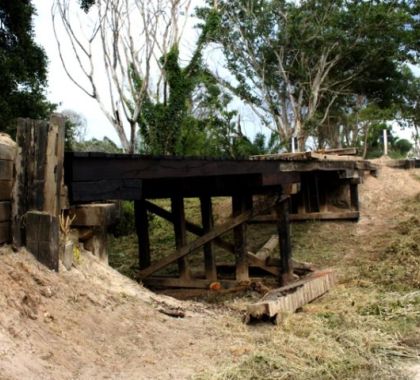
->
[0,248,233,380]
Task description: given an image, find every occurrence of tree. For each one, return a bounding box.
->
[198,0,417,151]
[0,0,53,133]
[53,0,194,153]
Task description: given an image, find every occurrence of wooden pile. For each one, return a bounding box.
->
[0,133,16,244]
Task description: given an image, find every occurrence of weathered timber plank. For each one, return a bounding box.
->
[255,235,278,261]
[250,211,360,223]
[0,221,10,243]
[65,153,303,181]
[145,200,234,253]
[246,269,337,322]
[0,180,13,200]
[137,210,253,279]
[142,277,239,289]
[68,179,143,202]
[25,211,59,271]
[276,198,292,285]
[247,252,279,276]
[0,201,11,222]
[0,160,13,180]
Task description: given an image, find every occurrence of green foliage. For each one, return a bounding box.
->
[111,201,135,237]
[72,137,123,153]
[0,0,53,133]
[197,0,418,148]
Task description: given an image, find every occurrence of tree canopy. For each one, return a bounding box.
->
[0,0,53,132]
[198,0,419,151]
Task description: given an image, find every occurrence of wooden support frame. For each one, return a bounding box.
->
[137,209,253,280]
[144,200,234,253]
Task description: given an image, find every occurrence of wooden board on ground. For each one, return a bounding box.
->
[245,269,337,324]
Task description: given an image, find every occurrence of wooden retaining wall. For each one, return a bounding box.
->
[0,134,17,244]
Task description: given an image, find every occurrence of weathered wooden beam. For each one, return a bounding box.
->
[350,183,359,211]
[137,210,253,279]
[0,221,10,244]
[247,252,279,276]
[255,235,279,261]
[0,180,12,201]
[0,201,11,222]
[171,196,190,280]
[134,199,151,270]
[0,133,17,161]
[232,194,250,282]
[144,200,234,253]
[200,196,217,281]
[0,160,13,180]
[245,269,337,323]
[250,211,360,223]
[142,276,239,289]
[276,198,293,285]
[25,211,59,271]
[71,203,118,226]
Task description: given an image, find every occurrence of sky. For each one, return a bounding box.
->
[32,0,417,146]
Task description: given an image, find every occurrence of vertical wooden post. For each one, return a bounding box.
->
[171,196,189,279]
[350,183,359,211]
[200,196,217,281]
[134,199,151,270]
[276,197,293,285]
[12,116,65,270]
[232,194,249,282]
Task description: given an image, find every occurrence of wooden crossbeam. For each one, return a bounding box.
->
[137,210,253,279]
[250,211,360,223]
[144,200,234,253]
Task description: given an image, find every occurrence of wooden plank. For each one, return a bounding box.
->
[65,152,302,182]
[137,210,253,279]
[232,195,249,282]
[171,196,190,280]
[68,179,143,202]
[0,221,10,243]
[142,277,239,289]
[25,211,59,271]
[0,201,11,222]
[247,252,279,276]
[246,270,337,323]
[200,196,217,281]
[350,184,359,211]
[0,160,13,180]
[134,199,151,270]
[250,211,360,223]
[276,198,292,285]
[315,147,358,156]
[0,180,12,200]
[145,200,234,253]
[255,235,278,261]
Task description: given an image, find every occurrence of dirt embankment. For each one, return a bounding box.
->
[0,249,239,380]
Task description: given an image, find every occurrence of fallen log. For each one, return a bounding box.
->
[245,269,337,324]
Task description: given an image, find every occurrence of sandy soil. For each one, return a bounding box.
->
[0,249,241,380]
[0,165,419,380]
